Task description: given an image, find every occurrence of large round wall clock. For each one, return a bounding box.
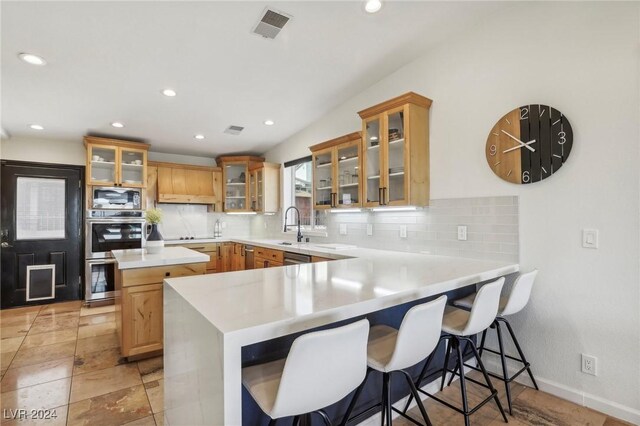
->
[486,104,573,184]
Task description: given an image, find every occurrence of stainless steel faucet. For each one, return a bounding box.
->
[283,206,303,243]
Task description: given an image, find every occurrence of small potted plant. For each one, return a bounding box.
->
[145,208,164,254]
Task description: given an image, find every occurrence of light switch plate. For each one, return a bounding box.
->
[340,224,347,235]
[582,229,598,249]
[367,224,373,236]
[457,225,468,241]
[400,225,407,238]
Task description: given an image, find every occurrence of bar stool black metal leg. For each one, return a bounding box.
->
[440,338,453,391]
[268,419,277,426]
[402,338,442,414]
[478,328,488,358]
[454,338,471,426]
[381,372,388,426]
[502,318,539,390]
[383,373,392,426]
[466,338,508,423]
[340,368,372,426]
[314,410,332,426]
[399,370,433,426]
[495,320,513,414]
[292,416,300,425]
[447,339,471,388]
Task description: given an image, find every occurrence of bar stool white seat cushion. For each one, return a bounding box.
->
[241,319,369,419]
[441,278,505,337]
[366,295,448,373]
[453,294,508,313]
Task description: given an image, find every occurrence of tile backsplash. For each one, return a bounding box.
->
[154,196,519,262]
[261,196,519,262]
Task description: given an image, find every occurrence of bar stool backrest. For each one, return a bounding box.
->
[462,277,505,336]
[270,319,370,419]
[500,270,538,316]
[385,295,447,372]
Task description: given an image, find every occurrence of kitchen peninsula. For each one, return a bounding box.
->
[163,245,518,425]
[112,247,209,359]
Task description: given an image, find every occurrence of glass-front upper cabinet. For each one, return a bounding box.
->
[249,170,257,211]
[256,168,264,211]
[358,92,432,207]
[310,132,362,210]
[223,162,248,212]
[249,162,279,214]
[85,137,149,188]
[217,156,273,213]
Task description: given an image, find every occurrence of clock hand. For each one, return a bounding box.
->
[502,139,536,154]
[501,130,536,152]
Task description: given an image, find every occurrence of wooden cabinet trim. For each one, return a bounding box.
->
[121,263,206,287]
[357,92,432,119]
[309,131,361,153]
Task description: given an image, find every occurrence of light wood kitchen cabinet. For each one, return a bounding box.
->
[310,132,362,210]
[254,247,284,268]
[153,162,222,208]
[231,243,245,271]
[146,165,158,209]
[85,136,149,188]
[358,92,432,207]
[181,243,218,273]
[216,156,264,212]
[217,242,234,272]
[249,162,280,213]
[311,256,333,263]
[115,262,206,359]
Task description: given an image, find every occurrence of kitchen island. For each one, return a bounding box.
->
[163,246,518,425]
[112,247,209,359]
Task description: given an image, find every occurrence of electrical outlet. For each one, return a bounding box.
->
[457,225,468,241]
[339,224,347,235]
[400,225,407,238]
[367,224,373,236]
[581,354,597,376]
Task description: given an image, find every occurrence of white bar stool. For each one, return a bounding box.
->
[340,295,448,426]
[451,270,539,414]
[405,278,508,426]
[242,319,370,425]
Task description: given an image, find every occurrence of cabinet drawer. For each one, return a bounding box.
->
[255,247,284,263]
[121,263,206,287]
[254,256,283,269]
[181,243,218,252]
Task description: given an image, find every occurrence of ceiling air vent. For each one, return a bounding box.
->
[224,125,244,136]
[252,7,292,39]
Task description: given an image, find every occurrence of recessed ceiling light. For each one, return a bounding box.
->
[194,134,205,140]
[18,53,46,66]
[264,120,275,126]
[364,0,382,13]
[111,122,125,128]
[29,124,44,130]
[370,136,378,141]
[162,88,177,97]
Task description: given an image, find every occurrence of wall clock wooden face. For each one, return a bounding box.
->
[486,104,573,184]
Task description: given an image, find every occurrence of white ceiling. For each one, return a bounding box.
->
[2,1,503,157]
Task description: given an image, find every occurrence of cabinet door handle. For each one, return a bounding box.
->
[217,246,221,258]
[264,260,268,268]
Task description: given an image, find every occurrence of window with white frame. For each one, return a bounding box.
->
[283,157,326,231]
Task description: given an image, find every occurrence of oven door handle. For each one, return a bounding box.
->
[86,258,117,266]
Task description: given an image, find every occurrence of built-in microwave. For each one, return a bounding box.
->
[91,187,142,210]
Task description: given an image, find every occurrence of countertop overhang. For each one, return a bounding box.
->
[112,246,209,269]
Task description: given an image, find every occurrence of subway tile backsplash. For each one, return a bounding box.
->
[155,196,518,262]
[262,196,519,262]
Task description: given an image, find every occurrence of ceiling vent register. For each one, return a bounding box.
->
[224,125,245,135]
[252,8,292,39]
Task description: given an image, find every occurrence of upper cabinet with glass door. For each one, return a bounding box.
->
[84,136,149,188]
[309,132,362,210]
[216,156,264,212]
[358,92,432,207]
[249,162,280,214]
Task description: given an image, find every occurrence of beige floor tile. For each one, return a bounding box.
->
[38,301,82,316]
[507,387,607,426]
[79,305,115,317]
[69,363,142,403]
[67,384,151,426]
[0,312,40,328]
[1,351,17,370]
[137,356,163,383]
[154,412,164,426]
[124,415,157,425]
[1,357,74,392]
[28,312,79,335]
[0,306,42,319]
[1,337,24,354]
[77,312,115,327]
[11,341,76,369]
[144,379,164,413]
[74,332,119,357]
[1,404,68,426]
[0,377,71,414]
[77,321,116,339]
[73,347,126,376]
[1,369,6,380]
[21,328,78,349]
[1,324,30,339]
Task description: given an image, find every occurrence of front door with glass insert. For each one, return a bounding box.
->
[0,161,83,308]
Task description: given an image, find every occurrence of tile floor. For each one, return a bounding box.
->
[0,301,633,426]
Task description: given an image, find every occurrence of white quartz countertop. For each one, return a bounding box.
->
[112,247,209,269]
[164,247,518,343]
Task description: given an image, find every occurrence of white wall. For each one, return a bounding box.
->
[265,2,640,419]
[0,136,216,166]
